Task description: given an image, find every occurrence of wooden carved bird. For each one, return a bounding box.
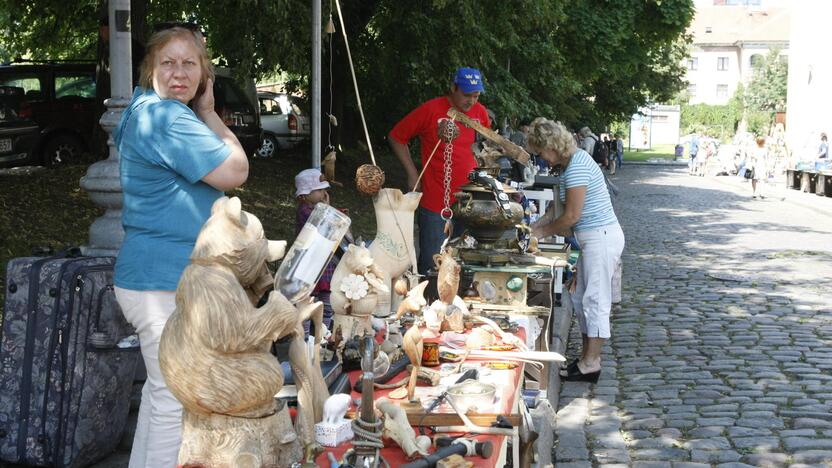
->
[394,280,428,320]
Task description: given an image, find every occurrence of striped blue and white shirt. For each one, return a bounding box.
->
[559,149,618,231]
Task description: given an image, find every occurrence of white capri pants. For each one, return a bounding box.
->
[114,287,182,468]
[572,223,625,338]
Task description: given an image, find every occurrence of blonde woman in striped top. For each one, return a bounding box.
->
[528,117,625,384]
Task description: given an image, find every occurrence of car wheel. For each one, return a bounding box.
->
[257,134,278,158]
[42,134,85,166]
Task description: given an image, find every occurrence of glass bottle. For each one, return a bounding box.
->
[274,203,351,302]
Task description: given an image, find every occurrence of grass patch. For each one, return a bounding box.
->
[0,146,409,306]
[623,143,678,162]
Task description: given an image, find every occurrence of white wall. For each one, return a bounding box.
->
[629,106,681,148]
[687,47,742,105]
[651,106,681,145]
[785,0,832,161]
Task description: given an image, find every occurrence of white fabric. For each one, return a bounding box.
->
[571,223,625,338]
[114,287,182,468]
[295,167,330,196]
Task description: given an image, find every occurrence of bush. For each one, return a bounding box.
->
[680,103,740,140]
[746,110,774,137]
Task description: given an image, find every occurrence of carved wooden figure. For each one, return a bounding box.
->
[330,244,388,317]
[284,299,330,447]
[434,250,461,305]
[432,249,467,332]
[159,197,303,466]
[394,280,429,320]
[402,323,424,407]
[330,244,389,338]
[368,188,422,315]
[376,398,431,458]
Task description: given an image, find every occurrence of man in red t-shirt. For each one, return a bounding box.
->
[389,67,491,275]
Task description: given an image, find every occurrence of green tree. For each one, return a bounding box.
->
[0,0,694,145]
[745,48,788,113]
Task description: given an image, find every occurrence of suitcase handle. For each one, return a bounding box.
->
[30,246,83,258]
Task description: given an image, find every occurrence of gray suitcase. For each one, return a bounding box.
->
[0,252,140,467]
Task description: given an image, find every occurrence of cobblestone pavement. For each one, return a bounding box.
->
[554,166,832,468]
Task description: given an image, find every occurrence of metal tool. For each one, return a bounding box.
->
[342,334,388,468]
[399,437,493,468]
[435,437,494,458]
[468,170,513,218]
[422,368,479,415]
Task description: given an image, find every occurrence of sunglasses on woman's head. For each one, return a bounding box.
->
[152,22,204,35]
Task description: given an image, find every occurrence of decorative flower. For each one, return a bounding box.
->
[341,273,369,300]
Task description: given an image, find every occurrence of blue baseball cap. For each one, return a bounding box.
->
[454,67,485,94]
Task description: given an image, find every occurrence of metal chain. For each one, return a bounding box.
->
[440,118,456,221]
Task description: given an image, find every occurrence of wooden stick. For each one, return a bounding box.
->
[413,139,442,192]
[447,108,530,164]
[335,0,376,166]
[412,115,457,192]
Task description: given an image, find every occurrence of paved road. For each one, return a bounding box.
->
[554,166,832,468]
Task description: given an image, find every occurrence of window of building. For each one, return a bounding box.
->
[716,84,729,99]
[749,54,764,69]
[717,57,729,71]
[687,84,697,98]
[705,26,712,33]
[687,58,698,71]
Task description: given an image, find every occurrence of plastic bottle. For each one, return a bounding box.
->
[274,203,351,302]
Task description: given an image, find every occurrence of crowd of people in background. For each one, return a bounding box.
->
[500,123,624,177]
[681,124,832,200]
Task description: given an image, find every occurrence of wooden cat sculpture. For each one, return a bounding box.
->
[330,189,421,334]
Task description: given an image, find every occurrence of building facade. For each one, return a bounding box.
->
[684,4,789,105]
[785,0,831,161]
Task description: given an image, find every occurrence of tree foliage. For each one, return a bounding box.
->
[0,0,695,143]
[744,48,787,113]
[679,84,743,140]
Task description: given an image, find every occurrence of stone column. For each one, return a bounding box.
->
[81,0,131,256]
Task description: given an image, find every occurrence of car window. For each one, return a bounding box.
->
[259,97,281,115]
[290,101,303,116]
[0,75,44,102]
[265,94,291,115]
[214,77,250,108]
[55,74,96,99]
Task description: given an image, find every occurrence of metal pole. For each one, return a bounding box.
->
[81,0,131,256]
[311,0,322,169]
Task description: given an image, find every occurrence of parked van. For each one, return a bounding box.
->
[0,61,98,168]
[0,61,261,169]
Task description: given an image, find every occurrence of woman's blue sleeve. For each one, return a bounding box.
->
[158,108,231,184]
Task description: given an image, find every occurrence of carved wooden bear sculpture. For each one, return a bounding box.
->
[159,197,306,467]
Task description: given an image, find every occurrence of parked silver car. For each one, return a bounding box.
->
[256,92,310,157]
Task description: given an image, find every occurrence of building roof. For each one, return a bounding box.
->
[690,6,790,46]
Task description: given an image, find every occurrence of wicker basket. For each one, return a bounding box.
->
[355,164,385,195]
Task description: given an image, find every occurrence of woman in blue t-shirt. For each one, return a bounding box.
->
[112,25,249,467]
[527,117,625,385]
